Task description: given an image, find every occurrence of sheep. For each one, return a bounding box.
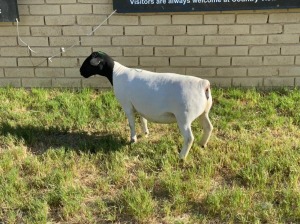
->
[80,51,213,160]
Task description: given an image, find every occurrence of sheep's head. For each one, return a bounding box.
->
[80,51,114,85]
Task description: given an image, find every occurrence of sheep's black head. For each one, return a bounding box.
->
[80,51,114,85]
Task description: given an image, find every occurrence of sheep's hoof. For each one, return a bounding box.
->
[179,157,186,161]
[144,132,149,138]
[179,153,187,161]
[200,143,207,148]
[130,137,137,144]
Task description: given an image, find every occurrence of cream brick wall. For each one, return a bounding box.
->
[1,1,300,88]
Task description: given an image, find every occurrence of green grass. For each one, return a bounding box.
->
[0,87,299,223]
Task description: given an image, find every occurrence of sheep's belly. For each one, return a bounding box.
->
[137,111,177,124]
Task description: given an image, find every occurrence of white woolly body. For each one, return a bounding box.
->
[111,62,213,160]
[113,62,210,124]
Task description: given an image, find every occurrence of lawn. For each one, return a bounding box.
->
[0,87,299,223]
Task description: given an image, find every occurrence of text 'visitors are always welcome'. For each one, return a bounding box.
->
[129,0,259,5]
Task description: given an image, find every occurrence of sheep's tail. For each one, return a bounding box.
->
[203,79,211,100]
[201,79,213,114]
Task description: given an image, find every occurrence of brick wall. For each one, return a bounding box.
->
[0,0,300,88]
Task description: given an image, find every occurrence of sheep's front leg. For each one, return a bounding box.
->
[199,113,213,147]
[140,117,149,137]
[178,122,194,160]
[124,108,137,143]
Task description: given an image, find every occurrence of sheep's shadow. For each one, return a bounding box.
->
[0,122,126,154]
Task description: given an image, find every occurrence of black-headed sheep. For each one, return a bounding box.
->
[80,51,213,160]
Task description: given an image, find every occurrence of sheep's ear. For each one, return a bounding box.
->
[90,57,102,67]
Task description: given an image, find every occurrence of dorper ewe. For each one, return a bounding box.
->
[80,51,213,160]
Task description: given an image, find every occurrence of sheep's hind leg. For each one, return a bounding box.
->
[199,113,213,148]
[178,122,194,160]
[140,117,149,137]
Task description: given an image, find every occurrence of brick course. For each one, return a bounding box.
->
[0,2,300,88]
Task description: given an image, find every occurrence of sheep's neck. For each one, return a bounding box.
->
[113,62,128,76]
[106,74,113,86]
[103,59,114,86]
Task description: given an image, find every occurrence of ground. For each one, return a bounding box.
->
[0,87,299,223]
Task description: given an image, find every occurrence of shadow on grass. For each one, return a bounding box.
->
[0,122,127,154]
